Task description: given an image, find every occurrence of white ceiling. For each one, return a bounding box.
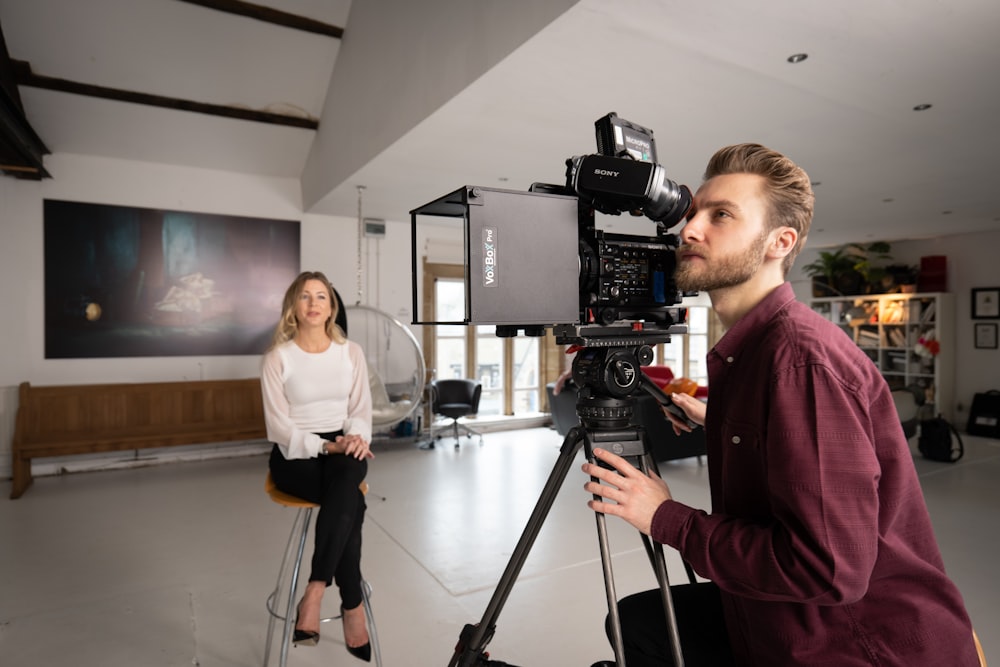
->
[3,0,1000,248]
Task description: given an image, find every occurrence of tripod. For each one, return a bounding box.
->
[447,345,689,667]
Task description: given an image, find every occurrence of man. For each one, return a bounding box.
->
[583,143,978,666]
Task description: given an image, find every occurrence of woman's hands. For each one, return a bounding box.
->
[326,434,374,459]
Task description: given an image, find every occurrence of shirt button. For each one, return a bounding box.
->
[732,435,742,445]
[726,356,735,363]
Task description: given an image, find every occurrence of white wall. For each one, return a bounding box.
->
[791,230,1000,427]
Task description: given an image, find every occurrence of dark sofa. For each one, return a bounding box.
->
[546,372,706,463]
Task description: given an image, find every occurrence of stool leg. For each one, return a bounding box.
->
[361,578,382,667]
[281,507,312,667]
[264,507,303,666]
[263,507,312,667]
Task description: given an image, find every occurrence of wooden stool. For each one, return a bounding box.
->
[263,473,381,667]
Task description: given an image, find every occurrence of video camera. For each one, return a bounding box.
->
[410,112,694,346]
[435,115,700,667]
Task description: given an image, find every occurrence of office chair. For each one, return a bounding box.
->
[429,378,483,448]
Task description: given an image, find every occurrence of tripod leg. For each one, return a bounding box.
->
[448,427,587,667]
[593,506,626,666]
[638,452,685,667]
[634,531,685,666]
[594,514,685,667]
[639,454,695,583]
[585,433,686,667]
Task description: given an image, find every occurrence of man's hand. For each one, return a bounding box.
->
[582,448,673,536]
[665,392,707,434]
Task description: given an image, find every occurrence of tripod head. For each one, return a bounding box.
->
[571,345,647,430]
[557,323,698,431]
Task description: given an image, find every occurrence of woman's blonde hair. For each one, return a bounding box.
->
[270,271,346,348]
[704,143,814,275]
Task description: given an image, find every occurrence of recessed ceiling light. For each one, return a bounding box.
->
[913,104,933,111]
[787,53,808,64]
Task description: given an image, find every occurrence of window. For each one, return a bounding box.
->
[651,303,716,387]
[434,279,467,378]
[512,336,540,413]
[476,325,503,415]
[424,263,542,416]
[685,306,710,386]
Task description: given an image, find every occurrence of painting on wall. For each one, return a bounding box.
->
[44,199,300,359]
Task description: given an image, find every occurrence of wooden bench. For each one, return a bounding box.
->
[10,378,267,499]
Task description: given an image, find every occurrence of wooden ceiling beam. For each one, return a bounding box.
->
[12,59,319,130]
[174,0,344,38]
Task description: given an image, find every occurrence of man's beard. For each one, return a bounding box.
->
[675,230,769,292]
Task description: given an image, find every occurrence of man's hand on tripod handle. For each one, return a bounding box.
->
[583,449,673,536]
[637,373,702,431]
[663,391,706,434]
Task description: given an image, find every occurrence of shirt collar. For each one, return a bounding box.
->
[711,282,797,362]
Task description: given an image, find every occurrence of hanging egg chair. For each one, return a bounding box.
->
[345,304,426,435]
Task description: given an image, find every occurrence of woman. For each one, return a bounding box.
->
[261,271,374,661]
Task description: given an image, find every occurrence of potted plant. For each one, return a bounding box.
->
[803,247,864,297]
[846,241,893,293]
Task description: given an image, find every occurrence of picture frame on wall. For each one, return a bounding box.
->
[974,322,998,350]
[971,287,1000,319]
[44,199,301,359]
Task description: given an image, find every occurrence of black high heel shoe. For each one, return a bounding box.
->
[341,605,371,662]
[346,642,372,662]
[293,602,320,647]
[293,627,320,647]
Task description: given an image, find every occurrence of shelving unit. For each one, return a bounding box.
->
[810,292,955,421]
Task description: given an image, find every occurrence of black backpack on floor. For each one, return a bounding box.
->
[918,416,964,463]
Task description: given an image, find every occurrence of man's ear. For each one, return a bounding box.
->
[768,227,798,260]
